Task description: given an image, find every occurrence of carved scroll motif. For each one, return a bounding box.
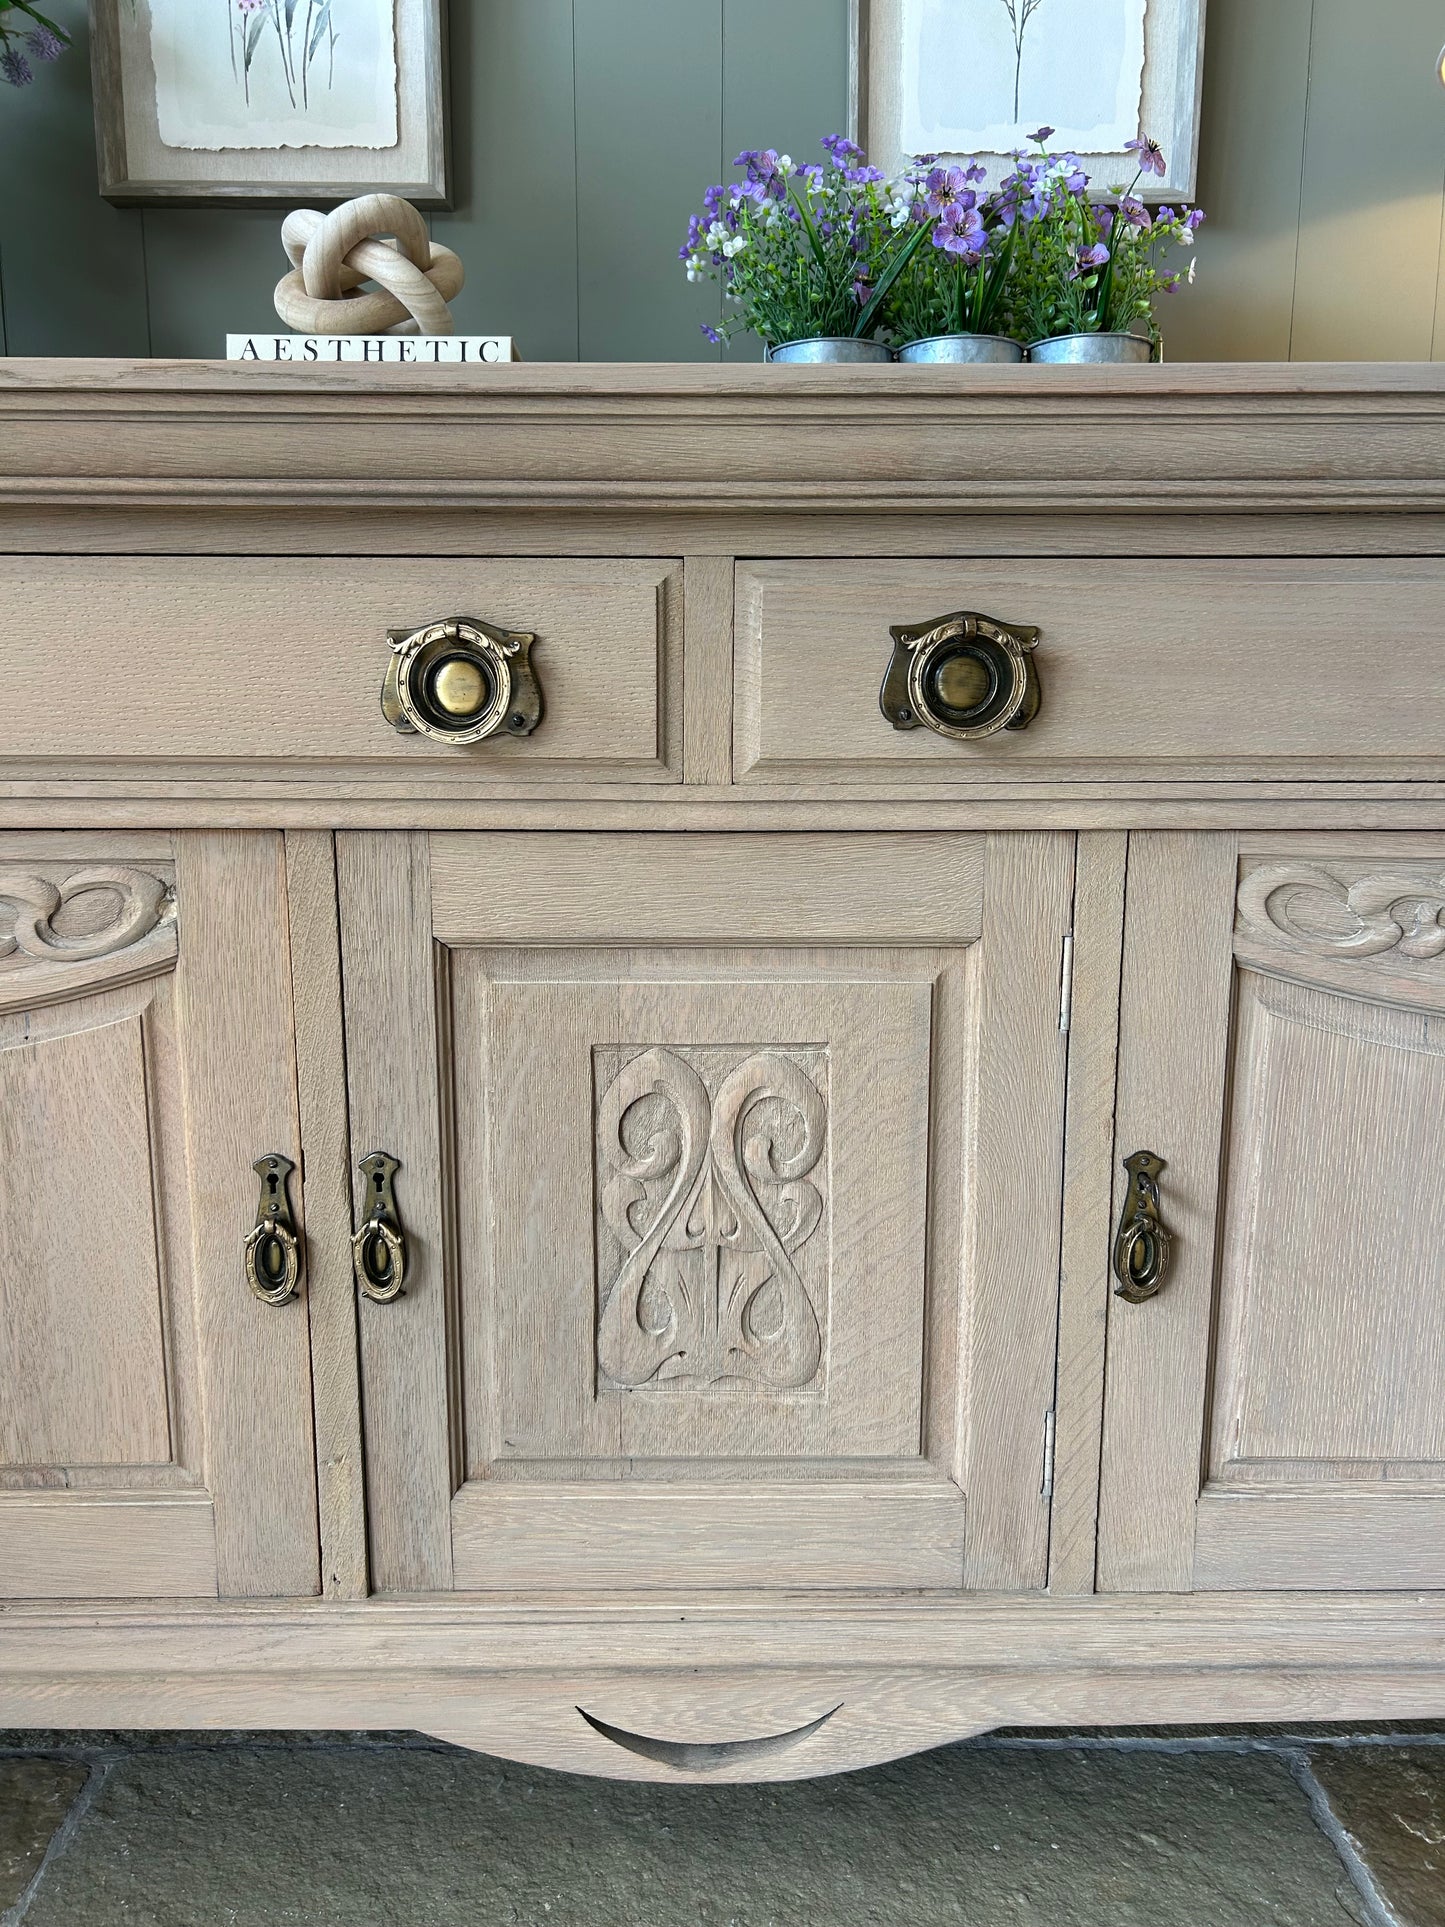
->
[1237,863,1445,964]
[0,867,172,970]
[595,1046,828,1392]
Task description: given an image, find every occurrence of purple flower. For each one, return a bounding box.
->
[700,324,724,344]
[821,133,864,164]
[1119,197,1152,230]
[1185,207,1206,231]
[1070,243,1110,278]
[26,26,65,61]
[1029,126,1055,143]
[933,204,985,257]
[1124,135,1167,177]
[0,46,33,85]
[1095,205,1116,237]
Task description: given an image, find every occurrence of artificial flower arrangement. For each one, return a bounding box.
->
[682,129,1204,364]
[0,0,67,86]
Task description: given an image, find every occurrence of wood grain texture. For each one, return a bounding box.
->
[735,559,1445,784]
[1048,831,1128,1594]
[335,831,454,1591]
[1095,833,1239,1593]
[0,1494,217,1599]
[284,833,367,1600]
[1194,1493,1445,1590]
[430,832,985,946]
[0,556,682,786]
[451,1480,965,1591]
[958,833,1073,1590]
[0,1009,169,1468]
[681,556,734,785]
[173,832,320,1597]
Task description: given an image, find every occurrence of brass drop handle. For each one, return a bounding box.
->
[381,615,544,746]
[351,1151,407,1303]
[880,610,1042,741]
[1112,1151,1173,1303]
[243,1153,303,1305]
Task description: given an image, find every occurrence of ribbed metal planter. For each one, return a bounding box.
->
[1027,331,1154,364]
[896,333,1024,364]
[765,338,894,364]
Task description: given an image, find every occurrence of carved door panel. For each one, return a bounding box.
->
[338,831,1072,1592]
[0,834,319,1599]
[1098,834,1445,1591]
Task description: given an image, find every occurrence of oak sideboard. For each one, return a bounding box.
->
[2,358,1444,1783]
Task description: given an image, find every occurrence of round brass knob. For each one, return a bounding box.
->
[428,654,491,719]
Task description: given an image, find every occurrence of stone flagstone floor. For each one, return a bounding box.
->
[1,1727,1442,1926]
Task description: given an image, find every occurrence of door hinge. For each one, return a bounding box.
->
[1040,1407,1056,1500]
[1058,932,1075,1035]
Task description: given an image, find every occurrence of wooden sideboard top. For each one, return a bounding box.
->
[1,358,1443,516]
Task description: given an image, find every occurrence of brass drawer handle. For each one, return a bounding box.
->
[244,1153,303,1305]
[381,616,544,746]
[351,1151,407,1302]
[881,609,1042,741]
[1112,1150,1172,1303]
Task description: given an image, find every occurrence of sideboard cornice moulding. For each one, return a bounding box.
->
[4,359,1445,1783]
[2,360,1445,515]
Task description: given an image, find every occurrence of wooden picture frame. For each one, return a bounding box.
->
[850,0,1207,200]
[90,0,449,207]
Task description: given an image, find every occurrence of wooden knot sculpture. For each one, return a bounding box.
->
[273,192,464,336]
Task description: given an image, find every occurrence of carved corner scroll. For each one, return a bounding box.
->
[1235,859,1445,1014]
[594,1045,829,1394]
[0,864,178,1012]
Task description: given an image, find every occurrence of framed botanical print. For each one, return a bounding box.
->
[851,0,1207,200]
[90,0,449,205]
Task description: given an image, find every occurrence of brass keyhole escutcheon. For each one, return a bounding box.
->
[243,1152,303,1306]
[351,1151,408,1303]
[1112,1150,1173,1303]
[880,610,1042,742]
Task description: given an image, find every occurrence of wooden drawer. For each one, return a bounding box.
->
[735,559,1445,786]
[0,556,680,786]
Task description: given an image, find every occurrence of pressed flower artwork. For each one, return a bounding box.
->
[149,0,399,150]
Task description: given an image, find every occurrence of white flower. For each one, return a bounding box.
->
[1179,227,1194,246]
[705,220,730,250]
[1187,256,1197,282]
[777,154,793,172]
[722,233,748,258]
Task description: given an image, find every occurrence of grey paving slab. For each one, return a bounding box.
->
[0,1757,88,1911]
[1309,1745,1445,1927]
[20,1740,1369,1927]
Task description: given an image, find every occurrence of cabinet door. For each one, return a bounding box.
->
[0,834,319,1598]
[339,831,1072,1593]
[1099,833,1445,1591]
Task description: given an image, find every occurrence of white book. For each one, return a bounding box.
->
[226,335,518,363]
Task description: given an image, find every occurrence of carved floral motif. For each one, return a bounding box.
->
[1237,863,1445,964]
[0,866,173,970]
[595,1046,828,1393]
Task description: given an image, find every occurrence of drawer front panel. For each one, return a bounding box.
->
[1,556,680,785]
[736,559,1445,785]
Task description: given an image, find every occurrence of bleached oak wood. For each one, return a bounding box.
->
[430,832,985,946]
[1194,1494,1445,1591]
[173,833,320,1596]
[0,556,682,788]
[1049,831,1128,1594]
[451,1481,966,1592]
[335,831,454,1591]
[959,834,1073,1589]
[3,1592,1445,1782]
[1095,833,1239,1592]
[681,555,734,786]
[284,833,368,1600]
[735,559,1445,785]
[0,1495,217,1599]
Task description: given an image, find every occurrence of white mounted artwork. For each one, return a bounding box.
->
[91,0,448,205]
[853,0,1207,199]
[150,0,399,152]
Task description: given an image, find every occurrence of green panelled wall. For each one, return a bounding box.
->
[2,0,1444,361]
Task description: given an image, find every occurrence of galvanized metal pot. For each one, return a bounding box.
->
[1027,331,1154,364]
[896,333,1024,364]
[766,337,894,364]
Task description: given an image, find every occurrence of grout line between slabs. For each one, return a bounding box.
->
[1285,1746,1403,1927]
[1,1758,110,1927]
